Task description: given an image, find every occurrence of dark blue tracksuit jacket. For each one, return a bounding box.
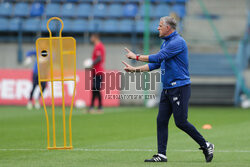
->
[148,31,191,89]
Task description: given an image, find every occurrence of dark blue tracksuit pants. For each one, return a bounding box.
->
[157,84,207,155]
[29,73,46,100]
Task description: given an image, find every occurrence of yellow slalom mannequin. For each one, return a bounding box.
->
[36,17,76,150]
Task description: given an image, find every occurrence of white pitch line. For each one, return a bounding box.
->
[0,148,46,151]
[74,148,155,152]
[0,148,250,153]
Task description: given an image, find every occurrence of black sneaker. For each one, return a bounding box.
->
[199,142,214,163]
[144,154,167,162]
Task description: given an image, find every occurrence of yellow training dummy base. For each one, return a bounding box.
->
[36,17,76,150]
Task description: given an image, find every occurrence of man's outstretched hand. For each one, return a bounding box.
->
[125,48,136,60]
[122,61,136,72]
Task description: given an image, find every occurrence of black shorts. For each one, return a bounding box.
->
[92,74,102,91]
[33,73,46,88]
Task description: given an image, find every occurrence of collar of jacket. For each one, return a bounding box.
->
[161,31,177,41]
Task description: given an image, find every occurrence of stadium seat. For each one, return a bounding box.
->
[51,0,65,2]
[98,0,114,2]
[0,2,13,17]
[62,19,72,32]
[136,19,144,33]
[154,4,170,18]
[151,0,174,2]
[36,0,48,2]
[164,0,175,2]
[150,19,159,33]
[128,0,142,2]
[119,19,135,33]
[107,4,123,18]
[89,19,103,32]
[138,4,154,18]
[172,4,186,18]
[175,0,188,3]
[123,3,138,18]
[13,2,29,17]
[9,18,22,31]
[61,3,76,18]
[93,3,107,18]
[72,19,88,33]
[189,54,235,76]
[0,18,9,31]
[78,0,93,2]
[30,3,44,17]
[76,3,92,18]
[45,3,61,17]
[66,0,79,2]
[113,0,127,2]
[41,18,61,32]
[41,19,48,32]
[103,19,119,33]
[23,18,41,32]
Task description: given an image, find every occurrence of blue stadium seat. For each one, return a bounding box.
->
[0,2,13,17]
[9,18,22,31]
[150,19,159,33]
[154,4,170,18]
[23,18,41,32]
[41,19,48,32]
[138,4,154,18]
[163,0,175,2]
[66,0,79,2]
[151,0,173,2]
[14,2,29,17]
[30,3,44,17]
[89,19,103,32]
[151,0,186,3]
[123,3,138,18]
[61,3,76,18]
[0,18,9,31]
[62,19,72,32]
[175,0,188,3]
[172,4,186,18]
[107,4,123,18]
[189,54,235,76]
[128,0,142,2]
[78,0,93,2]
[103,19,119,33]
[76,3,92,18]
[119,19,134,33]
[136,19,144,33]
[98,0,114,2]
[41,18,61,32]
[93,3,107,18]
[72,19,88,32]
[45,3,61,17]
[36,0,48,2]
[51,0,65,2]
[113,0,127,2]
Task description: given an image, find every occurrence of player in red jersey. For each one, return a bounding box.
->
[89,33,105,113]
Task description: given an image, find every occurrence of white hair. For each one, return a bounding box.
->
[160,16,177,30]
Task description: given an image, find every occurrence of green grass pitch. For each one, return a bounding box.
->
[0,106,250,167]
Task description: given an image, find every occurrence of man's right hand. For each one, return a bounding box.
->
[122,61,136,72]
